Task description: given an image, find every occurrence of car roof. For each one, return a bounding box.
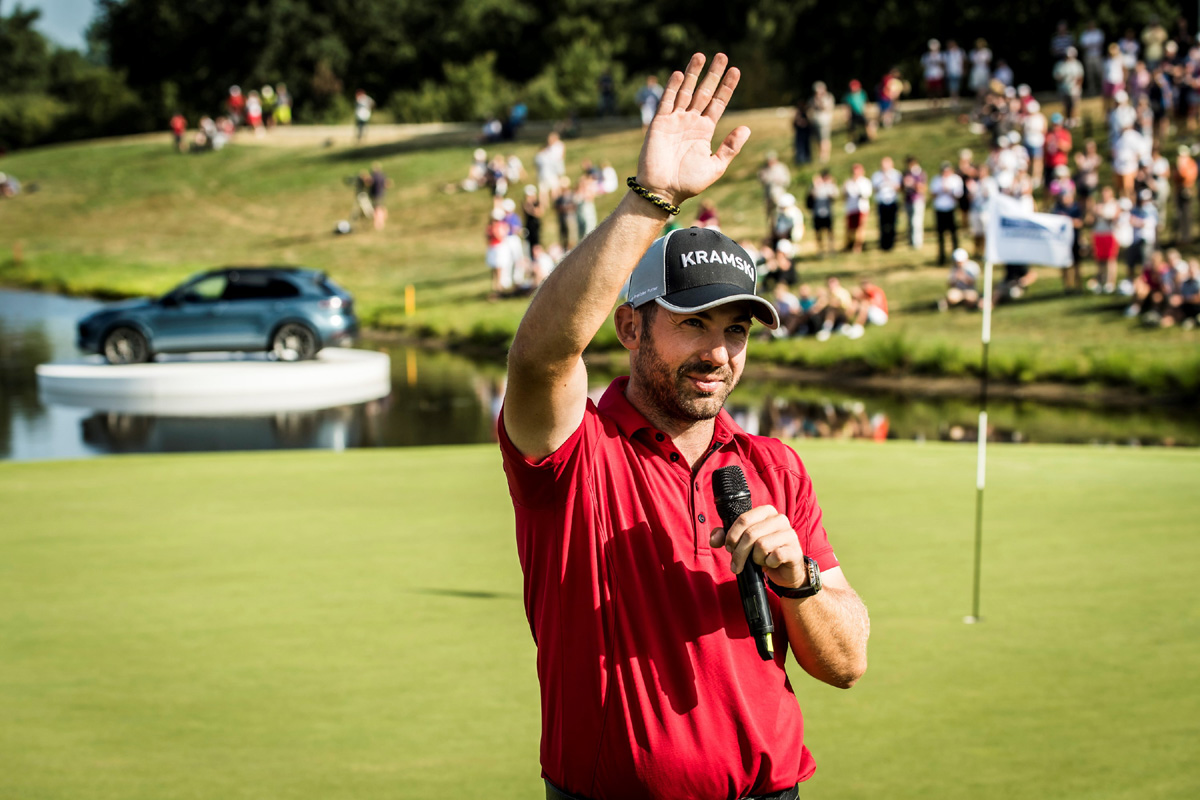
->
[199,266,324,279]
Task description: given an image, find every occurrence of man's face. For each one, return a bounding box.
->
[630,303,752,424]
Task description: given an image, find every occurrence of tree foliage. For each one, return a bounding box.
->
[2,0,1191,148]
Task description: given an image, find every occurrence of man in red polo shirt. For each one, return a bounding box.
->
[501,53,870,800]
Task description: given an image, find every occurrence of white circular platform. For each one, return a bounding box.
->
[37,348,392,415]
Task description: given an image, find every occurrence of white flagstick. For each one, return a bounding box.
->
[966,261,994,625]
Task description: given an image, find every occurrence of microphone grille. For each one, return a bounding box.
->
[712,465,749,497]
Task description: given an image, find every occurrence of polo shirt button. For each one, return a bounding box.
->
[698,513,706,524]
[655,433,665,442]
[670,452,679,462]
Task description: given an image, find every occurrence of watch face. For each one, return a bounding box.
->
[807,557,822,592]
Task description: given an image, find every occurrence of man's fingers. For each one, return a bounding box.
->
[688,52,729,113]
[672,53,707,111]
[714,126,752,169]
[657,70,684,116]
[703,66,741,122]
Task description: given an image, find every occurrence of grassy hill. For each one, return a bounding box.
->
[2,443,1198,798]
[1,103,1198,395]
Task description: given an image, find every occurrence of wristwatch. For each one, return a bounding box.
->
[768,556,822,599]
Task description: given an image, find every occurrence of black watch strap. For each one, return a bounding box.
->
[768,556,822,599]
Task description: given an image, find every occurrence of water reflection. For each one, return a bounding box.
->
[2,288,1198,461]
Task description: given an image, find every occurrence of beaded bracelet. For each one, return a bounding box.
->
[626,177,681,216]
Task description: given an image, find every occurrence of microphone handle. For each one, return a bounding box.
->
[736,557,775,661]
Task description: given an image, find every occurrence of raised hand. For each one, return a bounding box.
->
[636,53,751,208]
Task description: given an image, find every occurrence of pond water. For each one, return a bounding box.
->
[2,289,1197,462]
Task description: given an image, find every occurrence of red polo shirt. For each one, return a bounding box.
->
[500,377,839,800]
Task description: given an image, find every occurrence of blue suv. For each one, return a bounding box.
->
[77,267,358,364]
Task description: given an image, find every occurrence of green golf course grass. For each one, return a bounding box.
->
[2,442,1197,799]
[2,102,1199,395]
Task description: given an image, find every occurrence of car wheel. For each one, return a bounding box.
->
[271,323,319,362]
[102,327,151,365]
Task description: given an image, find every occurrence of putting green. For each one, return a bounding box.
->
[1,442,1197,799]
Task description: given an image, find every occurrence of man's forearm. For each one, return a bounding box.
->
[781,586,869,689]
[509,193,669,372]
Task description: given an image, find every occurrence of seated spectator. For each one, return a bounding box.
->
[0,171,21,197]
[815,276,856,341]
[847,278,889,338]
[940,248,981,310]
[1126,248,1176,320]
[1165,259,1200,327]
[770,282,802,337]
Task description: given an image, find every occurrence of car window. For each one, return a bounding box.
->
[222,276,301,301]
[183,275,227,303]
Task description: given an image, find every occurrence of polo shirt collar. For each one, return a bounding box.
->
[597,376,743,448]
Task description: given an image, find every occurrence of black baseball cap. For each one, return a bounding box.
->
[625,227,780,329]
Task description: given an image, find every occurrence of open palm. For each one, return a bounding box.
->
[636,53,751,207]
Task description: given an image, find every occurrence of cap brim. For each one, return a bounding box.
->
[656,284,780,330]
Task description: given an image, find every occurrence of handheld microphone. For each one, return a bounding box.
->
[712,466,774,661]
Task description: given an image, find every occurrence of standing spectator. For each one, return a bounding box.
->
[902,156,927,249]
[1024,100,1048,188]
[501,198,528,286]
[274,84,292,125]
[261,85,278,127]
[1091,186,1121,293]
[793,102,813,165]
[809,82,836,163]
[696,198,720,230]
[534,133,566,207]
[843,163,873,253]
[922,40,946,100]
[1148,66,1175,143]
[1118,29,1140,71]
[878,68,905,128]
[931,161,964,265]
[636,75,664,131]
[485,209,513,299]
[1185,46,1200,133]
[354,89,375,142]
[523,185,544,253]
[945,41,966,103]
[993,60,1014,88]
[1044,113,1073,178]
[596,71,616,117]
[844,80,872,143]
[169,112,187,153]
[872,156,902,251]
[368,161,390,231]
[600,160,619,194]
[773,193,805,252]
[807,169,838,256]
[1075,139,1102,214]
[1103,43,1127,112]
[1050,20,1075,61]
[1112,120,1147,199]
[1080,21,1106,97]
[758,151,792,239]
[554,176,576,250]
[1126,189,1159,287]
[1051,186,1085,292]
[1173,145,1197,244]
[1054,48,1085,127]
[969,39,993,98]
[246,90,264,136]
[226,85,245,126]
[574,170,599,241]
[956,149,977,231]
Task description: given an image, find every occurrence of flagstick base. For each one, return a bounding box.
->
[963,615,982,625]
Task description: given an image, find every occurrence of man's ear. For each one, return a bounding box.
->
[614,304,640,351]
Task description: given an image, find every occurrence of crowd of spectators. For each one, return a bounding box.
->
[168,83,294,153]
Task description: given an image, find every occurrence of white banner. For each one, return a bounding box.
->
[984,194,1075,267]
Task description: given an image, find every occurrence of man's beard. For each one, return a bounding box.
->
[632,328,739,424]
